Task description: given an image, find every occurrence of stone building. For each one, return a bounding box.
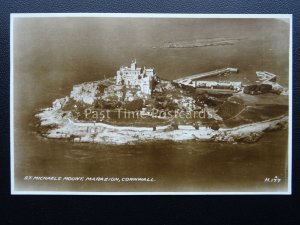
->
[193,80,242,91]
[116,60,155,95]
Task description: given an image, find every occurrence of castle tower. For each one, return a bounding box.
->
[131,59,137,70]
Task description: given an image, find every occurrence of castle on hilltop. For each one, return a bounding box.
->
[116,60,156,95]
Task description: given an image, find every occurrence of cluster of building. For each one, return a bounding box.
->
[191,80,242,91]
[173,67,242,94]
[114,61,280,97]
[115,59,156,95]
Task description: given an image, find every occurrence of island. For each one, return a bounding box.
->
[35,60,289,145]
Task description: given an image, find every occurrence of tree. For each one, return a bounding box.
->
[210,121,220,130]
[125,99,144,111]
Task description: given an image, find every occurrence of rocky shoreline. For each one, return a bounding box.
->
[36,106,288,145]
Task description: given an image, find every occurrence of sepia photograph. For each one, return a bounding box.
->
[10,13,292,194]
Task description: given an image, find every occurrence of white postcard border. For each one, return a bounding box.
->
[10,13,293,195]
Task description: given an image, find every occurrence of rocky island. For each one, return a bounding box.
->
[35,60,289,145]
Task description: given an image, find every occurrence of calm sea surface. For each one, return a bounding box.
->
[14,124,288,192]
